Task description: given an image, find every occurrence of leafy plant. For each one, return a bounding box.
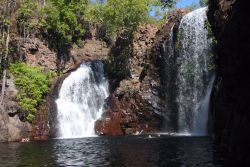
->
[9,63,54,122]
[17,0,39,37]
[41,0,87,50]
[204,19,217,44]
[86,0,151,39]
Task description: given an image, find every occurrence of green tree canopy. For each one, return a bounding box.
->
[41,0,87,50]
[87,0,151,38]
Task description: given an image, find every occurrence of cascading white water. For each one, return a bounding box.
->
[193,75,215,135]
[56,61,109,138]
[176,7,214,135]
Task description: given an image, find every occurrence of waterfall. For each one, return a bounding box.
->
[56,61,109,138]
[193,75,215,135]
[162,25,179,132]
[159,7,215,135]
[176,7,213,135]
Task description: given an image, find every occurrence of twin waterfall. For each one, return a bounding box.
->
[56,61,109,138]
[56,7,214,138]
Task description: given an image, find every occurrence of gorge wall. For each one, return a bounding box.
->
[95,10,188,135]
[208,0,250,165]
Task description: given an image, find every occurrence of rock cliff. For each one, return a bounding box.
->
[0,74,32,142]
[208,0,250,165]
[95,10,188,135]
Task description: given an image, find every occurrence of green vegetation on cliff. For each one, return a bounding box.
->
[41,0,87,50]
[86,0,150,38]
[16,0,176,44]
[9,63,55,122]
[85,0,176,79]
[17,0,40,37]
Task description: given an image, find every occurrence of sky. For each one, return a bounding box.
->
[176,0,200,8]
[91,0,201,9]
[150,0,201,19]
[91,0,202,19]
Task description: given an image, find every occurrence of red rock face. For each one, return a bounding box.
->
[95,92,163,136]
[19,38,109,73]
[31,107,50,141]
[95,10,189,136]
[95,94,123,136]
[95,112,123,136]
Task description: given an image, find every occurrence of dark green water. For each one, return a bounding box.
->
[0,136,228,167]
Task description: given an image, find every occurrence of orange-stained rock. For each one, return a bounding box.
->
[95,94,123,135]
[95,111,123,136]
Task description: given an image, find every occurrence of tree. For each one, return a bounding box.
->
[17,0,38,38]
[87,0,178,38]
[91,0,149,35]
[41,0,87,51]
[0,0,16,107]
[87,0,151,39]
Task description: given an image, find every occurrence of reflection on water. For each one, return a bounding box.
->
[0,136,227,167]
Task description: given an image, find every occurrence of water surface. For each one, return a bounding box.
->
[0,136,227,167]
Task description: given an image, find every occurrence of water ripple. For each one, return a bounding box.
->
[0,136,228,167]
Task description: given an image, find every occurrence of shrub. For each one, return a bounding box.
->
[9,63,54,122]
[16,0,40,37]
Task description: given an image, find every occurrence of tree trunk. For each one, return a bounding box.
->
[0,25,10,106]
